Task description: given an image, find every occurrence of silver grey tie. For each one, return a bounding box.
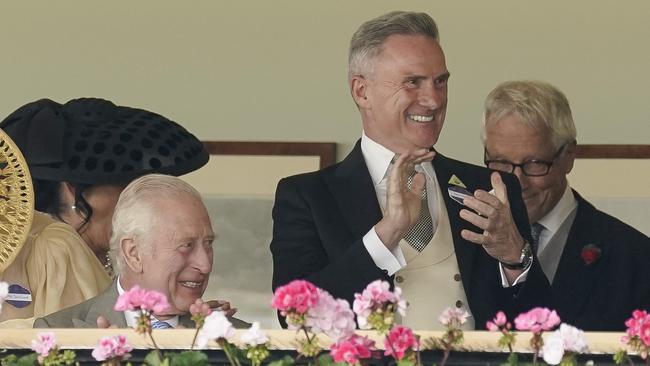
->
[530,222,545,254]
[403,171,434,252]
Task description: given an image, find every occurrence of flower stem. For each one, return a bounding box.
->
[147,329,163,361]
[190,326,200,351]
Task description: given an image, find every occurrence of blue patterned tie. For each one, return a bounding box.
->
[151,320,173,329]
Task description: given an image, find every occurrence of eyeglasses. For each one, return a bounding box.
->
[484,144,567,177]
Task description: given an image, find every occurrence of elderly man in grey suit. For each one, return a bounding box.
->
[35,174,247,328]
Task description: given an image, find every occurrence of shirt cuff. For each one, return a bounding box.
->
[363,227,406,275]
[498,260,531,287]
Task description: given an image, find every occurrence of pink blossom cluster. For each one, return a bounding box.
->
[542,323,588,365]
[486,311,511,331]
[438,307,470,327]
[514,307,560,334]
[330,334,376,364]
[352,280,406,329]
[91,335,133,362]
[271,280,319,316]
[384,325,419,361]
[30,332,56,358]
[114,285,170,315]
[306,289,356,341]
[624,309,650,347]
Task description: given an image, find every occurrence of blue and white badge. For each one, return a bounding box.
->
[5,284,32,308]
[448,185,473,206]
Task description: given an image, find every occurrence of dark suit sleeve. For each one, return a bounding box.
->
[270,177,389,305]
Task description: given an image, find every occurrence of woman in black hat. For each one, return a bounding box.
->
[0,98,209,324]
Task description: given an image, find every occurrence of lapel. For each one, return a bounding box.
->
[551,191,607,320]
[84,279,127,328]
[179,314,196,328]
[323,141,383,239]
[431,153,477,290]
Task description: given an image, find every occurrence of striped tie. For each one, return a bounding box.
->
[151,320,173,329]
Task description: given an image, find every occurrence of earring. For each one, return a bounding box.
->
[71,204,77,211]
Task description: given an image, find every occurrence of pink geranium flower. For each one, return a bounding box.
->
[114,285,170,315]
[330,334,375,364]
[353,280,406,330]
[30,332,57,358]
[438,307,470,327]
[306,289,355,341]
[384,325,419,361]
[486,311,510,331]
[91,335,133,362]
[271,280,319,315]
[514,307,561,334]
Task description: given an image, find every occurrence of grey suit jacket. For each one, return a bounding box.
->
[34,281,249,329]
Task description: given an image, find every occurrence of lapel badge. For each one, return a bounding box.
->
[447,175,472,206]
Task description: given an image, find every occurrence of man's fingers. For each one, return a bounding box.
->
[491,172,509,204]
[460,209,489,229]
[96,316,112,329]
[463,196,496,218]
[460,229,487,245]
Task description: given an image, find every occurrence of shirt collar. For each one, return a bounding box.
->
[117,277,179,329]
[361,132,395,186]
[537,183,577,234]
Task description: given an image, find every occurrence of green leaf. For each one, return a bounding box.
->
[396,360,415,366]
[267,355,295,366]
[167,351,209,366]
[144,350,164,366]
[1,353,38,366]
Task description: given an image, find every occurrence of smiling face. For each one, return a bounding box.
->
[485,114,576,223]
[135,194,214,315]
[351,34,450,153]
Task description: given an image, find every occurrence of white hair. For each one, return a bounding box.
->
[482,80,577,150]
[109,173,203,273]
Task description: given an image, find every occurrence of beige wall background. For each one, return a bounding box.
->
[1,1,649,164]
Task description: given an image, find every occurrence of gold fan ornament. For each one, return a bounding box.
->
[0,129,34,273]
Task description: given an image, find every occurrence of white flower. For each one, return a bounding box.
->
[542,335,565,365]
[240,322,269,346]
[557,323,588,353]
[196,311,234,348]
[0,281,8,313]
[542,323,589,365]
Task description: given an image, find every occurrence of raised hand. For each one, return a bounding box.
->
[375,148,435,250]
[459,172,525,264]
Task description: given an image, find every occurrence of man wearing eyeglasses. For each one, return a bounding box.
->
[482,80,650,331]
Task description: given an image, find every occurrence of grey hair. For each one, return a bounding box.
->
[109,173,203,273]
[348,11,439,80]
[482,80,577,150]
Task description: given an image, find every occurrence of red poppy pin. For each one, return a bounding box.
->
[580,244,601,265]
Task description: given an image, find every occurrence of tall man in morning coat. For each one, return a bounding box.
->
[271,11,551,329]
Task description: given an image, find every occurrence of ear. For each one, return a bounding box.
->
[120,238,144,273]
[563,140,577,174]
[350,75,371,109]
[60,182,77,206]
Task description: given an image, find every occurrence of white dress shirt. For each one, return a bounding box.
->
[536,184,578,255]
[117,277,179,328]
[360,133,440,275]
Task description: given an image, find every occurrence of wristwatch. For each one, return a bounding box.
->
[500,241,533,270]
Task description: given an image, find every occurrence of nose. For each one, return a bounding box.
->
[191,243,213,274]
[418,80,445,109]
[512,166,528,188]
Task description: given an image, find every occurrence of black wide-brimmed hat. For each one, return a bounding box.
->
[0,98,208,184]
